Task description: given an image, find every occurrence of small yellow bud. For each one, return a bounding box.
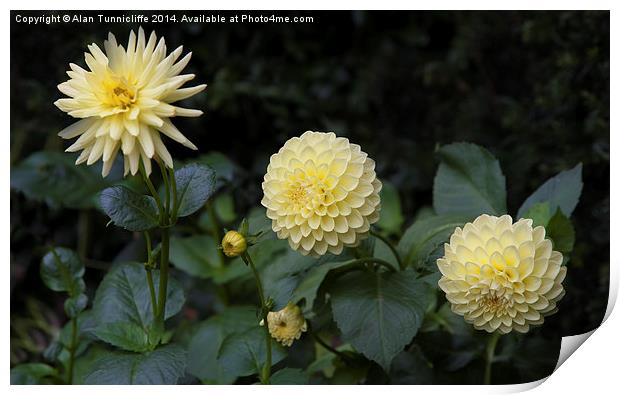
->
[221,230,247,257]
[261,303,307,347]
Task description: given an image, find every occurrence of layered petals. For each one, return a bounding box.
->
[437,214,567,334]
[261,131,382,256]
[55,27,205,177]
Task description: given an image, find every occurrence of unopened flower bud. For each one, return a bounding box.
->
[221,230,247,257]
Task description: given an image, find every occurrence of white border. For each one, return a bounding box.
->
[4,1,616,393]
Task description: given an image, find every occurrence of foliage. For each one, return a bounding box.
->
[10,10,607,385]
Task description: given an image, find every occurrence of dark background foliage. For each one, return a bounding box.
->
[10,10,609,382]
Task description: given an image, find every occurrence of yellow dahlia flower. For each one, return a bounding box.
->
[437,214,567,334]
[55,27,206,177]
[260,303,307,347]
[261,131,382,256]
[221,230,247,258]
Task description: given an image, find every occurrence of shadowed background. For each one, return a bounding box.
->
[10,10,609,383]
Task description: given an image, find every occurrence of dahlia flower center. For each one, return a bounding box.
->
[104,76,137,110]
[285,169,333,211]
[479,293,510,314]
[287,181,311,207]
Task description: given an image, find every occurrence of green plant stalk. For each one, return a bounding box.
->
[242,252,272,384]
[483,332,501,385]
[141,161,174,339]
[158,160,171,215]
[169,167,179,223]
[334,257,397,277]
[67,317,77,384]
[308,322,351,363]
[143,231,158,316]
[156,227,170,327]
[146,270,158,318]
[140,164,165,222]
[369,229,404,270]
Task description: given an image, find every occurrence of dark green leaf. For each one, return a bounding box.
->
[94,322,150,353]
[100,186,159,231]
[10,151,111,209]
[262,250,326,310]
[522,202,553,227]
[517,163,583,219]
[174,163,217,217]
[397,215,470,269]
[330,270,433,371]
[422,303,472,335]
[433,143,507,216]
[247,206,275,237]
[92,263,184,330]
[50,310,98,367]
[83,343,187,384]
[169,235,221,279]
[271,368,309,384]
[218,326,287,378]
[64,293,88,318]
[373,236,399,269]
[546,209,576,255]
[389,346,435,384]
[214,194,236,223]
[10,363,57,384]
[187,306,260,384]
[291,260,352,313]
[195,151,237,189]
[376,182,404,235]
[40,247,84,295]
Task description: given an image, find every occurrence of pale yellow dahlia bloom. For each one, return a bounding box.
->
[437,214,567,334]
[260,303,307,347]
[55,27,206,177]
[261,131,382,256]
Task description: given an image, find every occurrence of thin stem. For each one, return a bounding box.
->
[169,167,179,223]
[308,322,351,363]
[157,160,171,218]
[370,229,404,270]
[157,163,174,322]
[67,317,77,384]
[338,257,397,275]
[144,231,153,258]
[483,332,501,385]
[156,227,170,324]
[146,270,158,318]
[143,230,158,319]
[140,165,164,223]
[242,252,272,384]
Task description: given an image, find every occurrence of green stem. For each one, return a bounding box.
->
[169,167,179,223]
[308,322,350,363]
[483,332,501,385]
[242,252,272,384]
[335,257,397,276]
[67,317,77,384]
[156,227,170,324]
[370,229,404,270]
[144,231,158,317]
[140,164,164,223]
[158,160,171,217]
[146,270,157,318]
